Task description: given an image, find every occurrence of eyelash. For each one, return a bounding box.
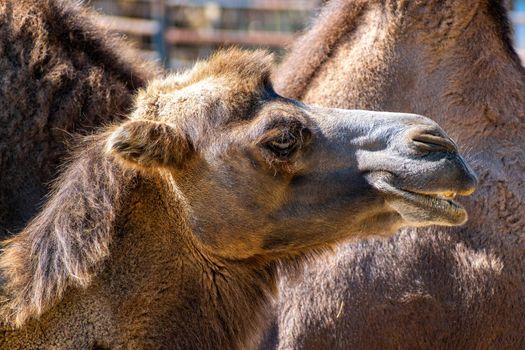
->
[261,122,311,160]
[266,132,299,157]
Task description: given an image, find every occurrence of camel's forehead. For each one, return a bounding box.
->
[181,75,259,103]
[144,77,278,126]
[148,48,273,96]
[132,48,280,125]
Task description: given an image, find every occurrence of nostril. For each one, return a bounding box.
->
[411,132,458,154]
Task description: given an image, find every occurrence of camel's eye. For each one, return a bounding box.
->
[267,134,298,157]
[263,123,312,159]
[258,118,311,162]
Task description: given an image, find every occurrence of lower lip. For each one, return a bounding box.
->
[372,178,467,225]
[404,191,463,213]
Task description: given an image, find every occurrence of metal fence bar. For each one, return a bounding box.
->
[96,15,159,36]
[165,27,294,46]
[168,0,318,11]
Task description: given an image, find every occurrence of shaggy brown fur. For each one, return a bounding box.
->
[0,0,158,235]
[262,0,525,349]
[0,48,477,349]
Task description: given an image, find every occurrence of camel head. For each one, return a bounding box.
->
[106,48,477,259]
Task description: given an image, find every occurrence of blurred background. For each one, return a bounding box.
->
[89,0,525,70]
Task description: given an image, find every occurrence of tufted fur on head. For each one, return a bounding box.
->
[106,48,275,171]
[106,119,193,171]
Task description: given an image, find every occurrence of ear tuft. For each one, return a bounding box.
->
[106,119,192,169]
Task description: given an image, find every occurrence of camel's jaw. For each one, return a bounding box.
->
[368,174,470,227]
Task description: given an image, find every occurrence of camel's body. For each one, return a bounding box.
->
[0,49,476,349]
[0,0,157,234]
[265,0,525,349]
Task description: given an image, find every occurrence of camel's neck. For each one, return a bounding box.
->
[99,175,278,350]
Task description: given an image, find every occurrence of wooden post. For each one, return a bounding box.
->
[152,0,170,68]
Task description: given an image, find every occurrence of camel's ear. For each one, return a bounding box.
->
[106,119,192,169]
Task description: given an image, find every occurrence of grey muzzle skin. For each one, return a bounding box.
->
[306,107,477,227]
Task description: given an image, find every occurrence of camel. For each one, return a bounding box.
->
[0,48,477,349]
[0,0,158,235]
[263,0,525,349]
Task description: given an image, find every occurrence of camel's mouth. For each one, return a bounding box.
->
[389,187,467,226]
[369,175,469,226]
